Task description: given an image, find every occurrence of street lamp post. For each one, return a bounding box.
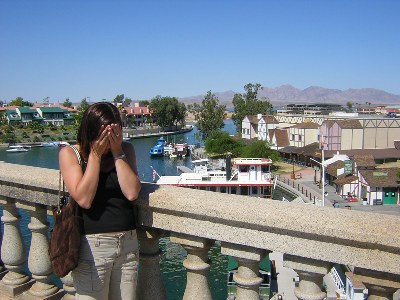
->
[290,152,296,179]
[313,165,317,183]
[310,156,326,207]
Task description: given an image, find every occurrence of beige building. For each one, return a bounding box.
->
[360,118,400,149]
[288,122,320,147]
[320,119,400,150]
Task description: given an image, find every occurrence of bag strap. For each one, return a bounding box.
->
[57,169,63,213]
[69,145,82,166]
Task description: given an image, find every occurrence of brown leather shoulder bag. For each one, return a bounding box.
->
[48,145,82,278]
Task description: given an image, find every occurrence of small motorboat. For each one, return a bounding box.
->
[6,145,29,153]
[149,137,166,157]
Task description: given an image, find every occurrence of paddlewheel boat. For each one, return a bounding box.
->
[157,157,274,198]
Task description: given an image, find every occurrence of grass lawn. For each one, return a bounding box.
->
[273,161,305,175]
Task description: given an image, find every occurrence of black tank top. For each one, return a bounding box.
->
[81,167,136,235]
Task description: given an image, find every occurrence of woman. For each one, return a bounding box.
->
[59,102,141,300]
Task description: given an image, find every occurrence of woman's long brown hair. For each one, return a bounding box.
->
[77,102,122,161]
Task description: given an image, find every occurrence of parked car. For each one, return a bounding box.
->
[346,197,358,202]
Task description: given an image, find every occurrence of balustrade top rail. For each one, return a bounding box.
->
[0,162,399,277]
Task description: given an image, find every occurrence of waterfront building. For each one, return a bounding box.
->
[36,107,75,126]
[243,115,400,153]
[2,106,75,127]
[120,103,152,128]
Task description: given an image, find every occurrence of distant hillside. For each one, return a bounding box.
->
[179,85,400,107]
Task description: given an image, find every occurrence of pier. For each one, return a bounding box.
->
[0,162,399,299]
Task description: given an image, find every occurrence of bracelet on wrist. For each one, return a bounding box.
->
[113,153,126,160]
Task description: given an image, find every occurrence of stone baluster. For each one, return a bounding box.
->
[0,199,32,298]
[170,234,213,300]
[352,268,400,300]
[23,204,62,299]
[60,272,76,300]
[284,254,331,300]
[137,228,166,300]
[221,243,265,300]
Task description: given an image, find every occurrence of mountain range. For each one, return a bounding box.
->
[179,85,400,107]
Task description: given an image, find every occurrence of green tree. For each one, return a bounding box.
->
[0,112,6,126]
[139,100,150,107]
[74,98,91,126]
[79,98,90,111]
[346,101,353,111]
[176,102,186,129]
[149,96,186,129]
[33,135,42,143]
[122,97,132,107]
[204,131,245,157]
[113,94,125,105]
[232,83,272,132]
[0,125,16,143]
[63,98,72,108]
[188,91,226,140]
[9,97,33,107]
[240,140,281,161]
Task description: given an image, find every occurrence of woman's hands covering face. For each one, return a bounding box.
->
[107,124,123,156]
[90,124,123,158]
[90,125,110,158]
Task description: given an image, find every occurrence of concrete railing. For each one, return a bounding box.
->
[0,162,399,300]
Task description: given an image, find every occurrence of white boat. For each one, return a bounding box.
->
[157,157,274,198]
[6,145,29,152]
[41,142,58,147]
[164,142,190,158]
[41,141,70,147]
[163,144,175,156]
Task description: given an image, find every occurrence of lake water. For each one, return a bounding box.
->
[0,120,288,299]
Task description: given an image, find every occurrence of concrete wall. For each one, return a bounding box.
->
[0,162,399,299]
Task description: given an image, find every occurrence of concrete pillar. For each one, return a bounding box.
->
[221,243,266,300]
[23,204,62,299]
[0,199,33,298]
[284,254,331,300]
[171,234,213,300]
[60,272,75,300]
[137,228,166,300]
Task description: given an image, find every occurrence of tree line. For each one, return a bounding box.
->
[1,83,280,159]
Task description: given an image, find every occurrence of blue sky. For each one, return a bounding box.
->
[1,0,399,104]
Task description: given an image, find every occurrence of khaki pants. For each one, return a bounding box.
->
[72,230,139,300]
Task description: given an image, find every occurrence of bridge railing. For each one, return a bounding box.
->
[0,162,399,300]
